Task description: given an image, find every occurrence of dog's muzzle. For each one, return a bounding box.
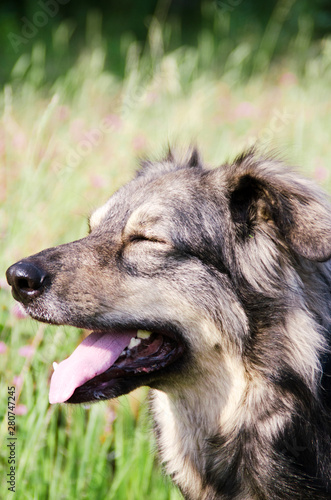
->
[6,261,48,304]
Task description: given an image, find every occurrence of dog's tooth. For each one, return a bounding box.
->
[53,362,59,371]
[137,330,152,339]
[128,337,142,349]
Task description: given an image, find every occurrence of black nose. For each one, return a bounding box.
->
[6,261,48,304]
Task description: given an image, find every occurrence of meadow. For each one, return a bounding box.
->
[1,5,331,499]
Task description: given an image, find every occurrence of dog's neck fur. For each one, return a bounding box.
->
[151,349,251,499]
[151,303,330,500]
[151,376,239,499]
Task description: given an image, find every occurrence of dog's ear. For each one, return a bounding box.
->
[228,158,331,262]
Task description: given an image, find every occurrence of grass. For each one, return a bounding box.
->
[1,6,331,499]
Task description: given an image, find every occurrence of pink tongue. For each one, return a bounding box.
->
[49,330,136,404]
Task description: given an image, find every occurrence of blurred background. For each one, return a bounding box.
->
[1,1,331,499]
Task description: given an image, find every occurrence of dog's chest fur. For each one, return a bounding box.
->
[150,303,331,500]
[150,356,251,500]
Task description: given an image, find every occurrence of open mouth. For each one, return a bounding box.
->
[49,328,184,404]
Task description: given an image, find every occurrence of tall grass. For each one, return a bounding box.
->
[1,6,331,499]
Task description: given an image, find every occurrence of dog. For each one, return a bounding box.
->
[6,148,331,499]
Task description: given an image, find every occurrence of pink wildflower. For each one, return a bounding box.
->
[0,341,7,354]
[314,158,329,182]
[12,303,28,319]
[12,132,27,149]
[13,375,23,391]
[56,105,70,121]
[279,72,297,86]
[18,345,35,358]
[132,134,147,152]
[103,114,122,131]
[234,102,256,119]
[90,174,107,189]
[16,405,28,416]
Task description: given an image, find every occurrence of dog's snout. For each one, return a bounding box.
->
[6,261,48,304]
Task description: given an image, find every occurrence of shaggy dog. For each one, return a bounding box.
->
[6,149,331,499]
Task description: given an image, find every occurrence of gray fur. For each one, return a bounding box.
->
[6,149,331,499]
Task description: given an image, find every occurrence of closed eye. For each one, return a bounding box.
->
[129,234,167,244]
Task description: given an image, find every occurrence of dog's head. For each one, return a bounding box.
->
[6,149,331,405]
